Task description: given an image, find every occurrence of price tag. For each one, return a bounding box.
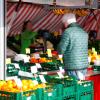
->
[88,57,91,63]
[6,58,11,64]
[57,71,64,78]
[31,66,38,73]
[58,55,63,63]
[48,93,52,96]
[92,48,95,52]
[27,96,31,100]
[36,63,42,68]
[34,53,40,59]
[39,75,47,83]
[58,55,63,58]
[59,67,65,73]
[24,55,30,63]
[18,71,33,78]
[6,76,18,81]
[47,49,52,57]
[14,77,22,88]
[26,48,30,54]
[12,63,20,69]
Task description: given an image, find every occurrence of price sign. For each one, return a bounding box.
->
[6,76,18,81]
[92,48,95,52]
[13,77,22,88]
[58,55,63,63]
[59,67,65,73]
[31,66,38,73]
[26,48,30,54]
[12,63,20,69]
[48,93,52,96]
[47,49,52,57]
[24,55,30,63]
[27,96,31,100]
[39,75,47,83]
[18,71,33,78]
[34,53,40,59]
[6,58,11,64]
[36,63,42,68]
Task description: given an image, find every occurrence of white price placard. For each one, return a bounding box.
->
[27,96,31,100]
[47,49,52,57]
[59,67,65,73]
[14,77,22,88]
[58,55,63,59]
[6,58,11,64]
[18,71,33,78]
[31,66,38,73]
[24,55,30,63]
[34,53,40,59]
[12,63,20,69]
[39,75,47,83]
[26,48,30,54]
[36,63,42,68]
[6,76,18,81]
[48,93,52,96]
[57,71,64,78]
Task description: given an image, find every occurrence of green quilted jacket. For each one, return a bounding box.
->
[57,23,88,70]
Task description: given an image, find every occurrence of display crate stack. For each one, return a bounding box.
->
[76,81,94,100]
[3,52,94,100]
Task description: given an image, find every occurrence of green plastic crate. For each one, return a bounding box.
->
[54,78,76,97]
[35,84,63,100]
[77,91,94,100]
[0,90,36,100]
[54,84,63,96]
[35,88,43,100]
[93,65,100,71]
[76,81,93,93]
[43,88,57,100]
[63,85,76,97]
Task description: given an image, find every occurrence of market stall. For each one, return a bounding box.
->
[0,0,100,100]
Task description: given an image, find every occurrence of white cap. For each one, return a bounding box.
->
[62,13,76,25]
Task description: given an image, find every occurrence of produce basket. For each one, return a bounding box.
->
[0,90,36,100]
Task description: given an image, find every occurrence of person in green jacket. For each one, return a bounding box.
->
[21,20,37,54]
[57,13,88,80]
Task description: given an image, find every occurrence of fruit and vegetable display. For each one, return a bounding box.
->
[6,51,64,77]
[0,75,93,100]
[3,49,94,100]
[88,48,100,71]
[88,48,100,64]
[0,79,46,92]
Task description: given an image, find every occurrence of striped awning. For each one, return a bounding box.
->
[7,2,100,39]
[77,9,100,39]
[7,2,63,36]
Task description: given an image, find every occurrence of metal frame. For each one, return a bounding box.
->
[0,0,6,80]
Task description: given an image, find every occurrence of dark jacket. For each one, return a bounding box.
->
[88,40,100,53]
[57,23,88,70]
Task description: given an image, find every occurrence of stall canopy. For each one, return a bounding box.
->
[7,0,100,39]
